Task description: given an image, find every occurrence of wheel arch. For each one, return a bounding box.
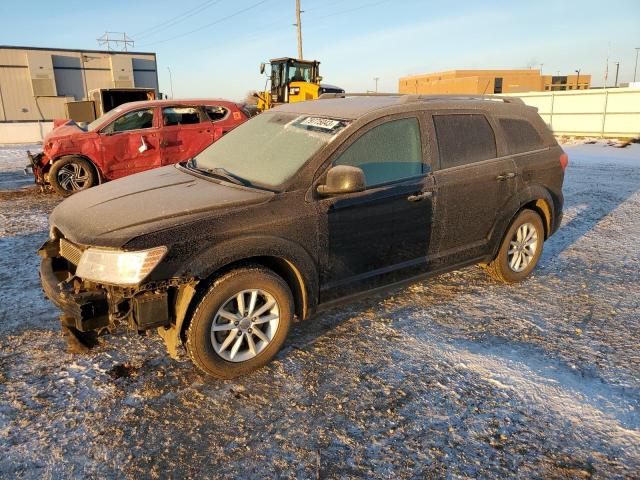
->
[488,185,557,260]
[175,236,319,344]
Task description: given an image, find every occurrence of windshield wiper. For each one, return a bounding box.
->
[186,159,246,186]
[206,167,247,186]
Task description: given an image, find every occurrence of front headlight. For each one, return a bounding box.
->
[76,246,167,286]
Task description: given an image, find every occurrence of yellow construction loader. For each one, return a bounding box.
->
[255,57,344,111]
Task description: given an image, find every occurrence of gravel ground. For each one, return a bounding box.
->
[0,142,639,479]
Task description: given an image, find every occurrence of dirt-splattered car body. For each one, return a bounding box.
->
[38,94,566,370]
[27,99,250,195]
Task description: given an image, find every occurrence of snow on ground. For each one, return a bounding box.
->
[0,144,41,191]
[0,142,639,478]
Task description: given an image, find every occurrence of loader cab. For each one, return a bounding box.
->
[267,58,320,104]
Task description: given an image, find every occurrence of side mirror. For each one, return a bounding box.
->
[315,75,323,83]
[259,63,266,74]
[317,165,365,196]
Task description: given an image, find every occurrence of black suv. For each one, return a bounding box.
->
[39,95,566,378]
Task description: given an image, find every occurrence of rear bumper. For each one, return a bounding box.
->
[550,192,564,237]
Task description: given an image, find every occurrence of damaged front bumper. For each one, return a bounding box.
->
[40,256,110,332]
[39,239,183,332]
[25,150,47,186]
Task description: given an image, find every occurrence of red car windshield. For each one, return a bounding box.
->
[86,106,128,132]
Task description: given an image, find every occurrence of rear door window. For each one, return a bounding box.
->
[499,118,544,154]
[205,106,229,122]
[433,114,497,169]
[162,107,202,126]
[334,117,424,187]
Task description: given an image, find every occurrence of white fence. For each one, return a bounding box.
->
[0,122,53,144]
[504,87,640,138]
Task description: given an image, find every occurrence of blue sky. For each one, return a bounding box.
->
[1,0,639,101]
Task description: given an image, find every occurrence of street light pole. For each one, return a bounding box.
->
[634,47,640,83]
[575,69,580,90]
[374,77,380,93]
[167,66,174,99]
[614,62,620,87]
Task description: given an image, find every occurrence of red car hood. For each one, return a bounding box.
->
[44,121,86,143]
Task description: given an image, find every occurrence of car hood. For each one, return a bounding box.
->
[44,121,86,142]
[50,165,273,247]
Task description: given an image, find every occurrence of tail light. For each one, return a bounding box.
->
[559,153,569,172]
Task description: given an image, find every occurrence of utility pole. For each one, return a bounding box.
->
[604,43,610,87]
[167,66,174,99]
[634,47,640,83]
[295,0,303,60]
[374,77,380,93]
[614,62,620,87]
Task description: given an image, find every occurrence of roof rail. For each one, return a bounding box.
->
[318,92,399,99]
[318,92,526,104]
[401,94,526,104]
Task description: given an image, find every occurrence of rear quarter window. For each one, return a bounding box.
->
[433,114,497,169]
[205,106,229,122]
[499,118,544,154]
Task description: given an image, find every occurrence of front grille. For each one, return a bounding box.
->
[59,238,84,266]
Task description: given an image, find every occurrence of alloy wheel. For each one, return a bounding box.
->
[57,162,90,192]
[210,289,280,362]
[508,222,538,272]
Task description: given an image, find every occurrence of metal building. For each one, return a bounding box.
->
[0,45,159,143]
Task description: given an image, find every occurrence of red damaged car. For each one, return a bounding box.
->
[26,99,252,195]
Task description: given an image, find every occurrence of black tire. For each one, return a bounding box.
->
[186,266,293,379]
[484,209,544,283]
[49,156,97,196]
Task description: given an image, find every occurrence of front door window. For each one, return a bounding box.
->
[334,117,425,187]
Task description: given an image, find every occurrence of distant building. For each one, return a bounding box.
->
[399,69,591,95]
[0,45,159,142]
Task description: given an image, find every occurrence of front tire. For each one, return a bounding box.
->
[484,209,544,283]
[49,156,96,196]
[186,266,293,379]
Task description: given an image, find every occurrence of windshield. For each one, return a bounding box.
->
[192,112,348,188]
[288,62,314,83]
[86,106,127,132]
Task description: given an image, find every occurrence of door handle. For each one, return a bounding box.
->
[496,172,517,181]
[407,191,433,202]
[138,136,149,153]
[159,140,168,148]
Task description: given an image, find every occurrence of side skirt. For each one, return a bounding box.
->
[315,255,486,314]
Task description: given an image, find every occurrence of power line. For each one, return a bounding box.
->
[138,0,272,46]
[303,0,344,13]
[310,0,392,21]
[133,0,222,39]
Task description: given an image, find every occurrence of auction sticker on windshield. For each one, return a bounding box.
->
[299,117,343,131]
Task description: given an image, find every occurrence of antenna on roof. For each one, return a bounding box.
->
[97,32,135,52]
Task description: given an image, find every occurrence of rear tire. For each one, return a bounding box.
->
[49,156,96,196]
[484,209,544,283]
[186,266,293,379]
